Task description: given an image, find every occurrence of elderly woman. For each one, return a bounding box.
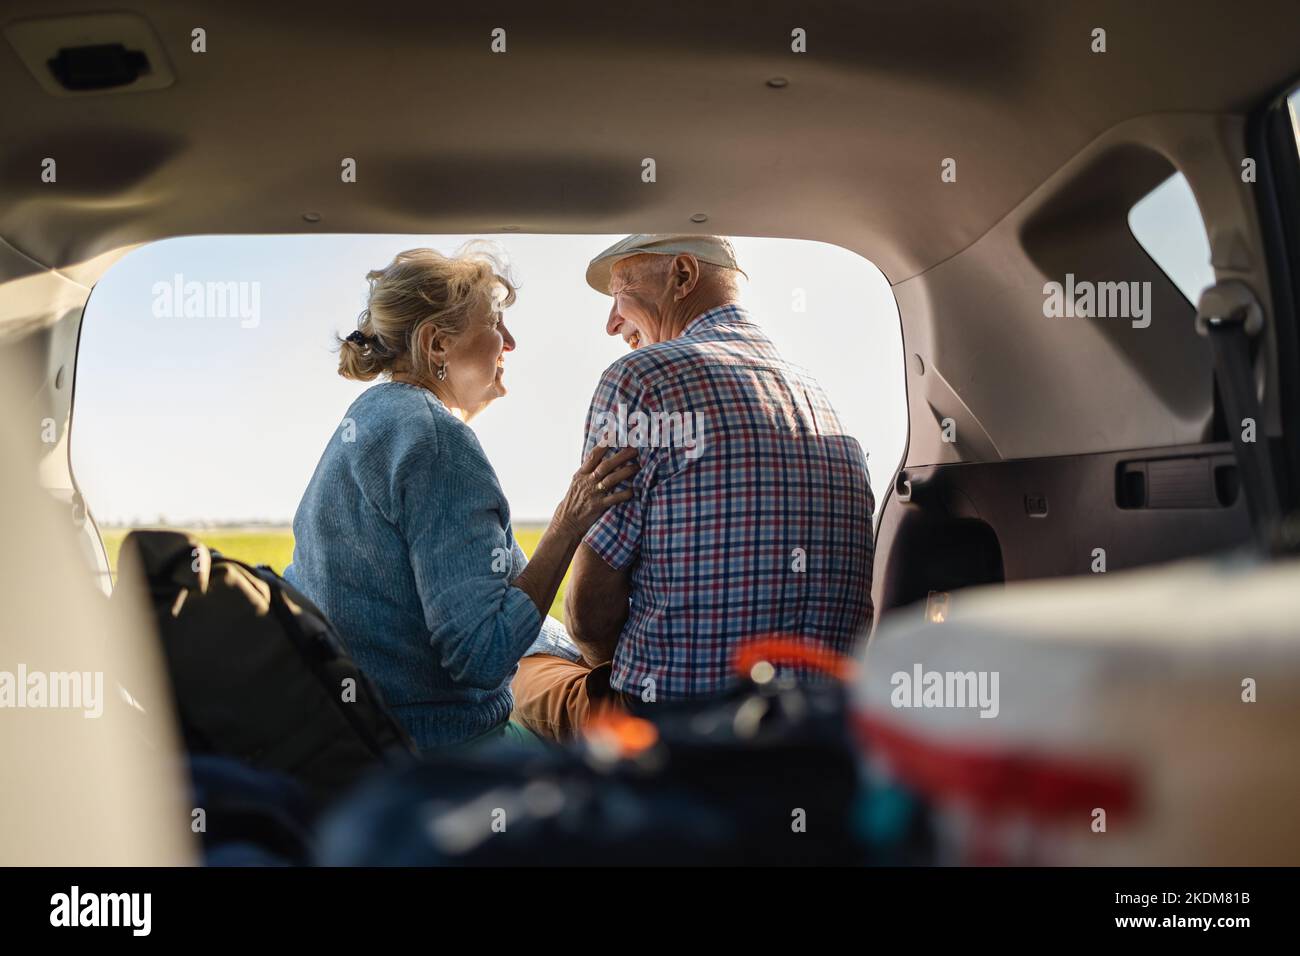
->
[285,244,635,751]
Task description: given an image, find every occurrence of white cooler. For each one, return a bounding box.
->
[854,554,1300,865]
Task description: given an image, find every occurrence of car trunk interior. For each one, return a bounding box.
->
[4,2,1298,614]
[3,0,1300,868]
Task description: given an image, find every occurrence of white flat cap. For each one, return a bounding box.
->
[585,234,744,295]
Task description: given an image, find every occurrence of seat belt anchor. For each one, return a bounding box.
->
[1195,279,1264,337]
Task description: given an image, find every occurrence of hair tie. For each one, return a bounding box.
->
[345,330,369,347]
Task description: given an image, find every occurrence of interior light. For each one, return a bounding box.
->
[925,590,950,624]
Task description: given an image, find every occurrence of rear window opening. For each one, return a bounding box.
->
[1127,171,1214,305]
[70,234,906,601]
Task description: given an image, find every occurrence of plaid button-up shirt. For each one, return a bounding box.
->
[581,304,875,699]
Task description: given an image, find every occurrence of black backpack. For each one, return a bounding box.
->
[115,530,416,803]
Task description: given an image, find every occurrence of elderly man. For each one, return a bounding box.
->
[512,235,875,738]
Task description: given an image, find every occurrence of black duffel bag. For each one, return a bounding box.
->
[115,530,415,803]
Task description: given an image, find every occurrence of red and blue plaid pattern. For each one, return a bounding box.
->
[582,304,875,699]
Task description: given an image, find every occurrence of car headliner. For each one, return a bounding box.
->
[1,0,1298,315]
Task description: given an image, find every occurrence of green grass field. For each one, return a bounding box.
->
[100,524,565,620]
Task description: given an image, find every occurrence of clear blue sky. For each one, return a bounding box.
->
[72,234,909,525]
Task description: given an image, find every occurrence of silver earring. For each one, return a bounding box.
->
[436,363,447,382]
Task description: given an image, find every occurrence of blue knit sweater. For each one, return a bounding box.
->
[284,381,557,751]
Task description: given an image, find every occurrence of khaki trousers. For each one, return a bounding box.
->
[510,654,624,742]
